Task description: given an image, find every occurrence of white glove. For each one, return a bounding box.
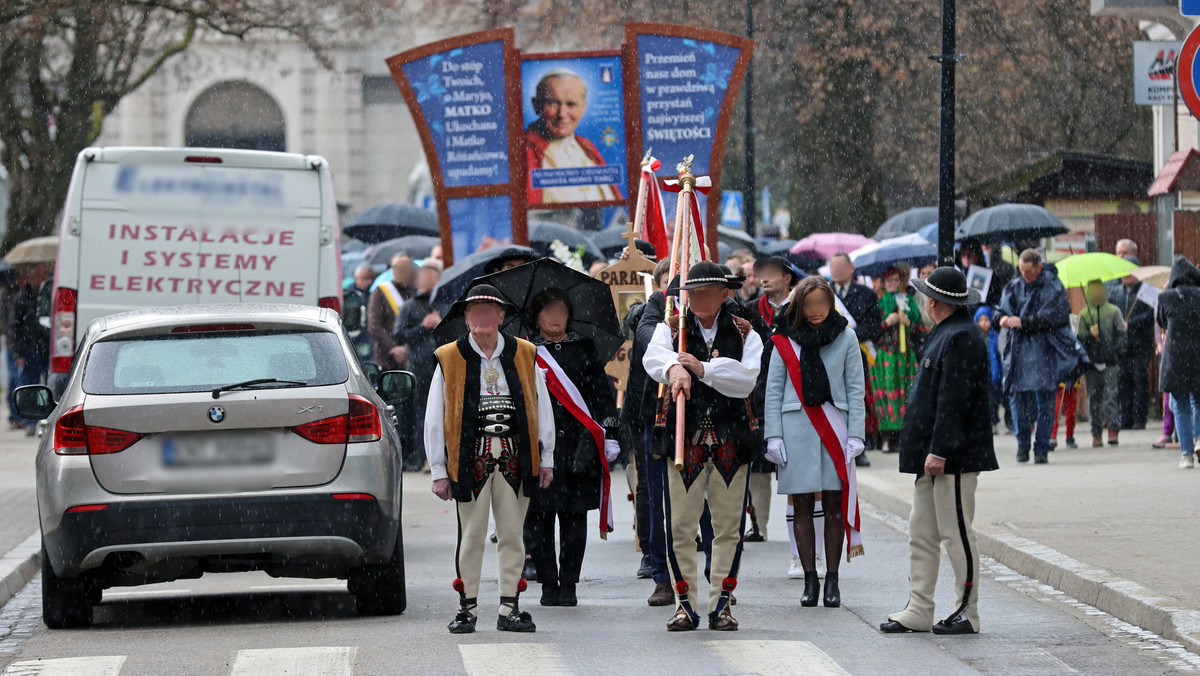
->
[604,439,621,464]
[764,437,787,466]
[844,437,865,462]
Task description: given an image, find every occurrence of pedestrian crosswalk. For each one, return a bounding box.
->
[1,641,849,675]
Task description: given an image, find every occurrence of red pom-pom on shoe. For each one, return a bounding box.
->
[452,578,465,592]
[675,580,689,595]
[722,577,737,592]
[517,578,528,593]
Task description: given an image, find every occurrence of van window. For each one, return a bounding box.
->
[82,330,348,395]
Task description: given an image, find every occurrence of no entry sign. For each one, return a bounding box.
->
[1179,25,1200,119]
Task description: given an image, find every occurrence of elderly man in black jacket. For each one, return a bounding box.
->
[1107,256,1155,430]
[881,267,998,637]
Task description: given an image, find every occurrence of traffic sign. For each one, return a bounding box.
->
[1185,0,1200,17]
[720,190,744,226]
[1178,25,1200,119]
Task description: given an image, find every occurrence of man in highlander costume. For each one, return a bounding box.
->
[644,261,763,632]
[424,284,556,634]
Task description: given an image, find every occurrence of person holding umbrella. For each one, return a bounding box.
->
[523,288,620,608]
[1077,279,1126,447]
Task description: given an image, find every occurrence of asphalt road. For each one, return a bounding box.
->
[0,469,1195,675]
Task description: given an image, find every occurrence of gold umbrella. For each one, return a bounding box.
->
[1131,265,1170,290]
[4,236,59,265]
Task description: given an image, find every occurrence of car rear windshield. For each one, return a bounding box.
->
[82,330,348,395]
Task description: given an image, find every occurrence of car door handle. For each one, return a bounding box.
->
[386,405,397,425]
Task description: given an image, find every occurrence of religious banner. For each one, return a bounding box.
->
[522,51,629,209]
[386,29,527,266]
[624,23,753,257]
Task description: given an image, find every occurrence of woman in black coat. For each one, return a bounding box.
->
[524,288,619,607]
[1157,256,1200,468]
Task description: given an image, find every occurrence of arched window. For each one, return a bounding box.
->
[184,81,285,152]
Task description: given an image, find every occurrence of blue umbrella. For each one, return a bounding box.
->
[849,234,937,278]
[917,222,938,243]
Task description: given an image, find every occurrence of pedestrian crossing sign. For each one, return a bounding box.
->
[720,190,743,227]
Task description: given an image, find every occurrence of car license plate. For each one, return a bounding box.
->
[161,433,276,468]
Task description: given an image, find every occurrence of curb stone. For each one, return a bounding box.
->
[0,532,39,609]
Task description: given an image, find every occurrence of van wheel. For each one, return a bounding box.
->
[41,539,93,629]
[350,528,406,616]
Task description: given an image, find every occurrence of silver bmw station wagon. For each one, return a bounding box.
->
[14,304,415,628]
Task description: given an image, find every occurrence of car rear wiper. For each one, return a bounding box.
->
[212,378,306,399]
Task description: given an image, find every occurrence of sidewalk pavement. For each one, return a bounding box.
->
[857,425,1200,654]
[0,425,39,608]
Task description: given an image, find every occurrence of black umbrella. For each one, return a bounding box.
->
[956,203,1069,244]
[345,204,438,243]
[780,252,825,273]
[873,206,939,240]
[429,245,536,311]
[364,235,441,267]
[528,221,605,266]
[717,225,758,254]
[761,239,798,256]
[433,257,623,361]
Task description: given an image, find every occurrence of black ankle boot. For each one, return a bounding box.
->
[823,572,841,608]
[558,583,577,607]
[800,571,820,607]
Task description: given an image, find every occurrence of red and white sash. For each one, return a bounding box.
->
[535,346,613,539]
[771,334,864,561]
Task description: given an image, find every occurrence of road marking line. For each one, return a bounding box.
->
[706,640,849,676]
[2,656,126,676]
[230,647,355,676]
[459,643,570,676]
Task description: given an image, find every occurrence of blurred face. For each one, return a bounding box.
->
[688,284,725,319]
[1086,282,1107,306]
[802,289,833,326]
[391,256,414,286]
[758,266,788,298]
[883,273,901,293]
[960,250,980,268]
[353,267,374,290]
[741,261,758,292]
[501,258,527,272]
[829,256,854,285]
[1019,260,1042,284]
[465,302,504,338]
[430,245,443,261]
[655,271,670,291]
[534,75,587,139]
[416,266,440,293]
[977,314,992,333]
[1115,241,1134,259]
[918,264,935,280]
[537,299,570,337]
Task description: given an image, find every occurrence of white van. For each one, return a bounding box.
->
[48,147,344,394]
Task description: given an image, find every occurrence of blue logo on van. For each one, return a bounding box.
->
[114,166,284,206]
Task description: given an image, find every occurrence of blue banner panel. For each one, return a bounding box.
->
[401,41,511,187]
[448,196,513,256]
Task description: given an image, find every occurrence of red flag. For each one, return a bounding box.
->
[641,158,670,261]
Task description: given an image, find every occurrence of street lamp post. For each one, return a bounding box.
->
[933,0,962,267]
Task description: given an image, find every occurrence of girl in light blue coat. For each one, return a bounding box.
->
[764,276,866,608]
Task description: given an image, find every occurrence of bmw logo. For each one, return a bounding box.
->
[208,405,226,423]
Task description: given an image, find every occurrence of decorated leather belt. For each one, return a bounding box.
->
[478,395,516,437]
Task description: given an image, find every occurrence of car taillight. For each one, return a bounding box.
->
[319,296,342,316]
[293,414,348,444]
[54,405,143,455]
[332,493,375,500]
[291,396,380,445]
[53,405,87,455]
[85,425,144,455]
[347,394,381,443]
[65,504,109,513]
[50,287,77,374]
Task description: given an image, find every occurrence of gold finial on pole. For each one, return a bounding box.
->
[641,148,653,166]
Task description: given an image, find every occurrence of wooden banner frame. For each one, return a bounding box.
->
[622,23,755,259]
[386,29,528,267]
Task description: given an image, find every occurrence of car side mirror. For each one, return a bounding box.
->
[362,361,382,387]
[13,385,55,420]
[377,370,416,406]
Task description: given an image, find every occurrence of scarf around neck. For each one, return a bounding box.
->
[775,310,848,407]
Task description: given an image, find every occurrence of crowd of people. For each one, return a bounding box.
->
[238,230,1188,636]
